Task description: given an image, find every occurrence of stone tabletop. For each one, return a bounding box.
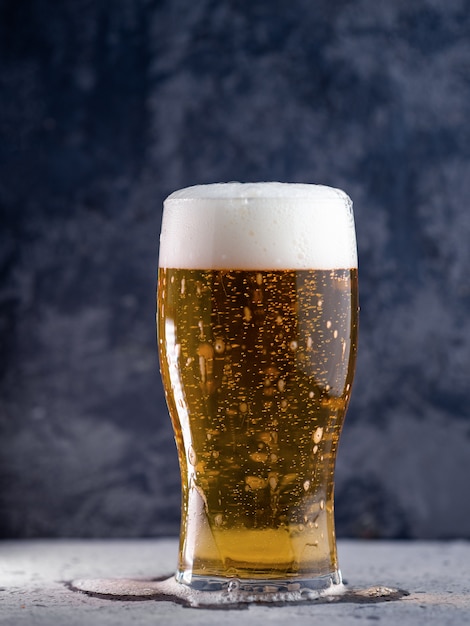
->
[1,539,469,625]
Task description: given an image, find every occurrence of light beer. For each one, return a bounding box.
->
[157,183,358,594]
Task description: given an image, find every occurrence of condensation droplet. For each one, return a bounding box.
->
[303,480,310,491]
[245,476,267,490]
[214,338,226,354]
[289,340,298,351]
[269,476,278,490]
[188,446,197,466]
[214,514,223,527]
[313,427,323,444]
[239,402,248,413]
[320,499,325,510]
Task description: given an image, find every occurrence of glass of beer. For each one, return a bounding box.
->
[157,182,358,602]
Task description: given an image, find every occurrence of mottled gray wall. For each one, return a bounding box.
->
[1,0,470,539]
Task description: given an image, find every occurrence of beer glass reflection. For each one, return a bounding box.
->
[157,183,358,600]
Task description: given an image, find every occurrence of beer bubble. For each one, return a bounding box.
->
[243,306,252,321]
[278,379,286,392]
[214,514,223,526]
[326,320,332,329]
[333,329,338,339]
[289,340,298,351]
[239,402,248,413]
[313,427,323,444]
[181,278,186,294]
[276,315,283,325]
[256,273,263,285]
[318,299,323,308]
[308,391,314,398]
[320,499,325,510]
[313,445,318,454]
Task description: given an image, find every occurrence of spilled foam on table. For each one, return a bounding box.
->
[69,575,408,609]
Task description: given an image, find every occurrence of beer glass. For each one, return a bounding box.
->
[157,183,358,601]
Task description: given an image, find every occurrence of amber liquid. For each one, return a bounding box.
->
[157,268,358,582]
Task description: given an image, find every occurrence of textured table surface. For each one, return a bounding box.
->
[1,539,469,625]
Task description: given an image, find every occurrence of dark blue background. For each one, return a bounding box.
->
[1,0,470,539]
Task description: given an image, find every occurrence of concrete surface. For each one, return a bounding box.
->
[1,538,469,625]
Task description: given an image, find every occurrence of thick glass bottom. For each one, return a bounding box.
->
[175,569,344,603]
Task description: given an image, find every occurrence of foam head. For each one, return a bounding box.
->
[159,182,357,270]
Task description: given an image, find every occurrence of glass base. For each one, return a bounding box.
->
[175,569,344,603]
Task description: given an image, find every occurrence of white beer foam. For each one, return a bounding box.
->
[159,183,357,270]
